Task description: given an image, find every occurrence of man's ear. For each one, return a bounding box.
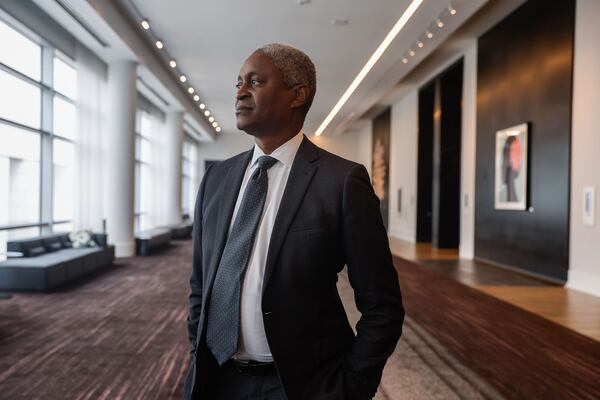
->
[290,84,310,109]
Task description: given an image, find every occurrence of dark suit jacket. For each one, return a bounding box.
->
[184,135,404,400]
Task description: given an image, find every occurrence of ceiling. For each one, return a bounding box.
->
[31,0,490,139]
[118,0,489,137]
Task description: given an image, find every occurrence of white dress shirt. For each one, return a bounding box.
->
[230,131,304,362]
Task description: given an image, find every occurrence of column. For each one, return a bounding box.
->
[164,111,184,226]
[105,60,137,257]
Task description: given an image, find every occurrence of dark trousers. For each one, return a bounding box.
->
[208,361,287,400]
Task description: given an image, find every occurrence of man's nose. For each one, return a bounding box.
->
[236,83,249,100]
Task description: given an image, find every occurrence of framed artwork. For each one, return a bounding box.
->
[494,123,528,210]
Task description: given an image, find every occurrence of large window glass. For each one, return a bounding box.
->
[0,19,41,81]
[0,18,77,258]
[182,138,198,218]
[0,69,41,129]
[135,110,152,231]
[53,96,76,140]
[53,56,76,98]
[53,138,74,222]
[0,123,41,227]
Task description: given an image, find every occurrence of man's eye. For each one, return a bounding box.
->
[235,82,242,88]
[251,79,260,85]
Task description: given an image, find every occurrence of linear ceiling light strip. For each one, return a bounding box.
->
[314,0,423,136]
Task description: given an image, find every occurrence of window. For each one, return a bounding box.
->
[52,55,76,227]
[0,18,77,260]
[0,19,41,81]
[182,138,198,218]
[135,110,152,232]
[0,68,41,129]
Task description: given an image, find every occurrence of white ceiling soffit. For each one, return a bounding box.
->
[32,0,215,141]
[374,0,527,112]
[335,0,489,135]
[123,0,488,137]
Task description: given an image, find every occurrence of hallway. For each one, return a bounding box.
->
[0,241,499,400]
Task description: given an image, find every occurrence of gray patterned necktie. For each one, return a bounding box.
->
[206,155,278,365]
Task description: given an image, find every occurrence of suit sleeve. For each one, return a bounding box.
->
[341,164,404,399]
[186,165,213,355]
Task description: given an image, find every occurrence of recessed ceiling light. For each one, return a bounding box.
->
[409,50,416,57]
[208,116,214,122]
[426,31,433,39]
[180,75,187,82]
[155,40,163,49]
[193,95,199,101]
[331,18,349,26]
[169,60,177,68]
[315,0,423,136]
[188,87,195,94]
[140,20,150,30]
[216,127,221,132]
[449,6,457,15]
[204,110,210,116]
[417,41,424,48]
[212,122,218,128]
[436,19,444,28]
[199,103,205,109]
[402,58,408,64]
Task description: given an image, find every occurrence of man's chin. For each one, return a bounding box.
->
[236,118,257,136]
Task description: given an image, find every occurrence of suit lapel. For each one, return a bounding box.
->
[205,149,253,297]
[262,136,319,295]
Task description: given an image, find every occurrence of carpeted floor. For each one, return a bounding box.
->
[0,241,501,399]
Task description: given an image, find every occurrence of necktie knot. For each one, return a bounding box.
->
[256,156,278,171]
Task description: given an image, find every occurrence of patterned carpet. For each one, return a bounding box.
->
[0,241,501,399]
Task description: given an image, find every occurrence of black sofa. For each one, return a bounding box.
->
[0,233,115,292]
[169,221,193,240]
[135,228,171,256]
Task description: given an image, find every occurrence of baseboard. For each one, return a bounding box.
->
[567,269,600,298]
[473,256,566,285]
[388,229,415,243]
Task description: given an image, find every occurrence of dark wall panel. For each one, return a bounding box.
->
[474,0,575,281]
[437,60,463,248]
[417,84,434,242]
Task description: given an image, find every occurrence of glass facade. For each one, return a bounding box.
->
[182,137,198,218]
[0,18,76,259]
[134,109,152,232]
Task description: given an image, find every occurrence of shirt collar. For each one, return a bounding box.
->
[249,131,304,169]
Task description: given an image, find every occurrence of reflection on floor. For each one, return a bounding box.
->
[389,237,600,399]
[388,237,600,341]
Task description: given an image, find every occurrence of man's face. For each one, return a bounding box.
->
[235,52,295,135]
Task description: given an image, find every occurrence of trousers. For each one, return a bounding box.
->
[207,360,287,400]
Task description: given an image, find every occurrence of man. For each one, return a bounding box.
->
[184,43,404,400]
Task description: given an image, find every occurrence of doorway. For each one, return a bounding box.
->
[416,59,463,249]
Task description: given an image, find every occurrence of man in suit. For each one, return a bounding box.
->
[184,43,404,400]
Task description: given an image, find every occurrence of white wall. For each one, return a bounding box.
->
[198,126,372,182]
[459,42,478,259]
[388,92,418,242]
[311,121,372,176]
[197,132,254,177]
[567,0,600,297]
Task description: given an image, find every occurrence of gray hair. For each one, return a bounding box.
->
[255,43,317,114]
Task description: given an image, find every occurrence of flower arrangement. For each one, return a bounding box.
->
[68,230,97,248]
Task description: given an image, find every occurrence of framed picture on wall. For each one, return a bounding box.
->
[494,123,529,210]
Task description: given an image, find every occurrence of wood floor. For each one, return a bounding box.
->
[392,254,600,399]
[389,237,600,342]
